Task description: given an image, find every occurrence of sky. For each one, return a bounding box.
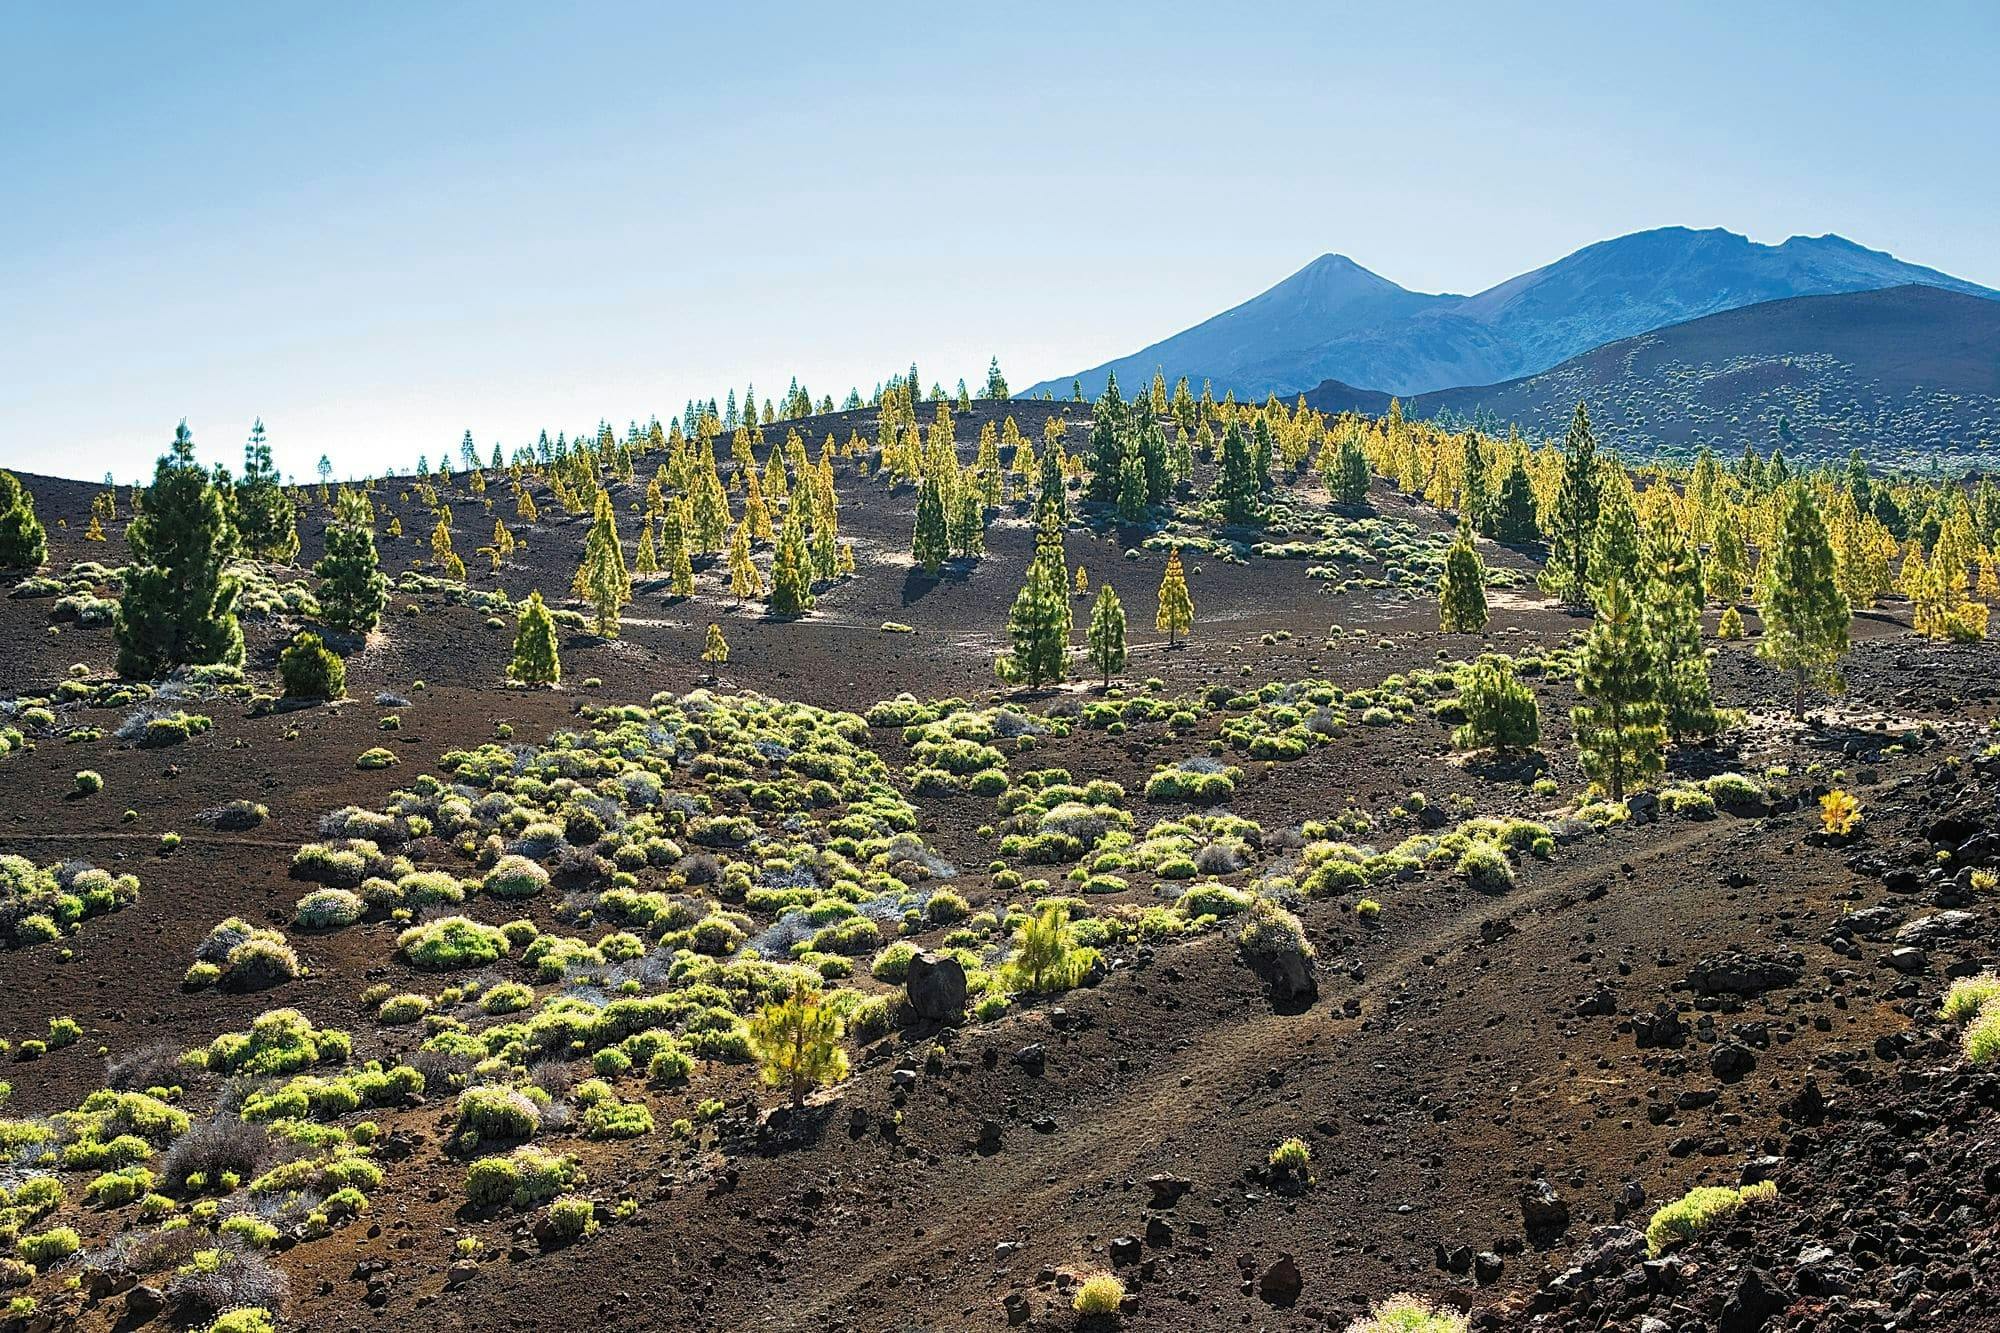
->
[5,0,1997,482]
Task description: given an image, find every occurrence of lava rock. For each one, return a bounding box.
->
[1257,1254,1303,1306]
[905,951,968,1021]
[1521,1179,1570,1234]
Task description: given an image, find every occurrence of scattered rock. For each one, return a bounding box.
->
[905,951,968,1021]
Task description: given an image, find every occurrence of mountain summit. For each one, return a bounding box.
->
[1028,227,1996,400]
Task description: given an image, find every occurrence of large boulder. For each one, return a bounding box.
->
[905,951,967,1021]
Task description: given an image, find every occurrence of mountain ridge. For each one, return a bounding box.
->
[1025,226,1998,401]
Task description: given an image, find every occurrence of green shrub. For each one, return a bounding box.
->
[484,855,548,899]
[377,993,432,1025]
[355,747,399,770]
[15,1227,79,1266]
[1345,1293,1469,1333]
[399,916,509,970]
[280,631,346,700]
[545,1194,596,1240]
[1452,656,1539,752]
[1072,1272,1124,1315]
[1645,1181,1777,1256]
[1268,1137,1311,1171]
[455,1086,540,1146]
[207,1306,278,1333]
[1942,973,2000,1024]
[293,887,364,929]
[1456,842,1513,890]
[72,770,103,796]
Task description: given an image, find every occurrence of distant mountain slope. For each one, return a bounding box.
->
[1027,228,1998,401]
[1303,285,2000,461]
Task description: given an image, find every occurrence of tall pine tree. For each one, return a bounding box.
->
[0,470,49,569]
[116,422,244,679]
[1156,547,1195,647]
[316,490,388,635]
[1541,401,1602,608]
[1756,484,1850,720]
[508,590,561,686]
[1641,523,1722,740]
[1571,572,1665,802]
[1086,583,1127,687]
[770,505,814,614]
[996,514,1071,688]
[1438,523,1489,633]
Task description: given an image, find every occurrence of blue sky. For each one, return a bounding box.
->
[4,1,1996,481]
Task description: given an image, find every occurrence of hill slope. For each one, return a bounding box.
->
[1304,284,2000,461]
[1028,227,1997,400]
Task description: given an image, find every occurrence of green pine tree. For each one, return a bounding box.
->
[995,515,1071,689]
[661,504,695,599]
[1326,436,1371,510]
[1036,447,1067,524]
[508,590,561,686]
[1452,654,1539,752]
[1438,523,1489,633]
[770,506,815,614]
[1756,483,1851,720]
[1116,446,1148,523]
[234,418,298,562]
[1570,573,1666,802]
[1086,583,1127,687]
[1541,401,1602,608]
[1214,421,1262,525]
[0,469,50,569]
[115,422,245,679]
[315,491,388,635]
[1587,483,1641,607]
[1491,455,1538,544]
[912,473,949,574]
[574,493,631,637]
[1642,524,1722,740]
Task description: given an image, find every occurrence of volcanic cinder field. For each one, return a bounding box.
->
[0,396,1996,1333]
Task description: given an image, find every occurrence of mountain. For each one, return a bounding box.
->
[1026,227,1998,401]
[1303,284,2000,463]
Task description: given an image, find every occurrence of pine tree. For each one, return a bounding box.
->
[0,470,49,569]
[115,422,244,679]
[431,513,467,581]
[1438,524,1489,632]
[1086,583,1127,687]
[1036,446,1067,523]
[1156,547,1195,647]
[1214,421,1262,525]
[1542,401,1602,608]
[657,504,693,598]
[1756,484,1851,719]
[316,492,388,635]
[912,473,949,574]
[952,487,985,559]
[728,518,761,603]
[1458,433,1488,525]
[749,981,848,1110]
[1570,573,1666,802]
[1641,524,1722,740]
[508,590,561,686]
[1325,436,1371,509]
[983,356,1010,401]
[701,622,729,679]
[1116,445,1149,523]
[770,506,814,614]
[1587,482,1640,607]
[995,515,1071,689]
[1717,605,1744,640]
[1708,508,1750,605]
[234,419,298,562]
[1491,454,1538,543]
[634,521,660,578]
[574,493,631,636]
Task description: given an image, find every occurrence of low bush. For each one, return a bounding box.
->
[1344,1293,1469,1333]
[279,631,346,700]
[1072,1272,1124,1315]
[1645,1181,1777,1256]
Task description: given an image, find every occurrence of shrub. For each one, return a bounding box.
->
[456,1085,541,1146]
[73,769,103,795]
[1239,897,1312,963]
[355,747,399,770]
[480,981,535,1015]
[484,855,549,899]
[399,916,509,970]
[1456,843,1513,890]
[279,631,345,700]
[1072,1272,1124,1315]
[1941,973,2000,1024]
[1268,1137,1311,1172]
[160,1118,271,1192]
[293,888,364,930]
[377,993,432,1025]
[208,1309,278,1333]
[162,1245,289,1320]
[224,936,301,991]
[1452,656,1539,752]
[871,940,918,982]
[1355,898,1382,919]
[1964,1003,2000,1066]
[748,983,848,1108]
[15,1227,79,1266]
[1820,789,1861,836]
[545,1194,596,1240]
[1644,1181,1777,1256]
[1344,1293,1469,1333]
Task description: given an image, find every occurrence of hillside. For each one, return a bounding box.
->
[3,402,2000,1333]
[1304,284,2000,463]
[1027,228,1997,401]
